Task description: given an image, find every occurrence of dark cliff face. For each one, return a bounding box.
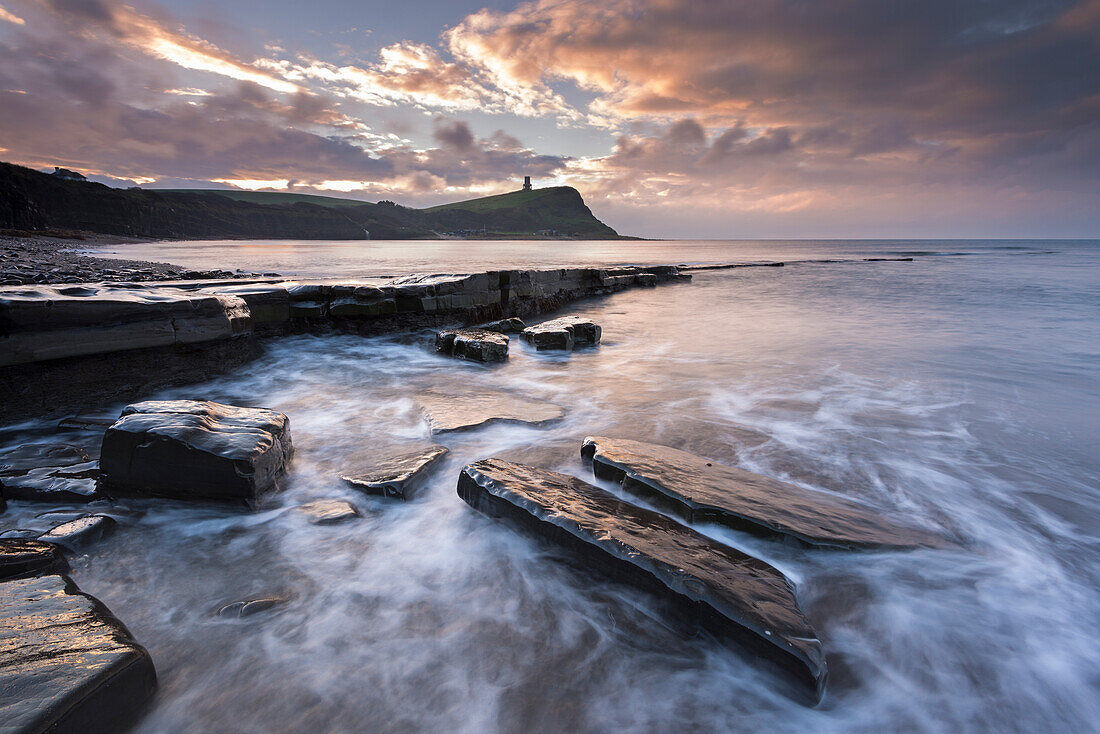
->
[0,163,368,239]
[0,162,621,240]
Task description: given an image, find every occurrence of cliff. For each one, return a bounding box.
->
[0,162,622,240]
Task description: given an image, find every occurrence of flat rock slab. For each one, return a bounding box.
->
[458,459,825,698]
[0,443,101,503]
[39,515,117,551]
[417,393,565,435]
[99,400,292,506]
[0,574,157,733]
[435,328,509,362]
[0,539,68,580]
[295,499,360,525]
[522,316,601,351]
[341,445,449,500]
[581,436,944,550]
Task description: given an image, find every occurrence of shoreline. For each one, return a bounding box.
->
[1,233,276,285]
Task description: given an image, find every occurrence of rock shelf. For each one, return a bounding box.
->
[457,458,826,698]
[1,264,688,421]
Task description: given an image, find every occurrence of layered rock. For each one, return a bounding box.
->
[0,539,68,580]
[417,392,565,434]
[521,316,601,351]
[341,445,449,500]
[581,436,944,550]
[0,574,157,733]
[436,328,509,362]
[0,443,100,503]
[458,459,825,698]
[99,400,292,505]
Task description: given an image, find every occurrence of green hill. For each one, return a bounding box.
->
[0,163,623,240]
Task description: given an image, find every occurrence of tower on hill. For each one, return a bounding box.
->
[522,176,532,191]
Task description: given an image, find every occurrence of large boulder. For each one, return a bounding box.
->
[458,459,825,699]
[581,436,945,550]
[417,392,565,434]
[435,328,509,362]
[0,539,68,580]
[0,574,157,733]
[99,400,292,506]
[341,445,449,500]
[521,316,601,351]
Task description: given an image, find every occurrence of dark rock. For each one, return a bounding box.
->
[581,436,945,550]
[0,442,101,503]
[341,445,449,500]
[99,400,292,506]
[294,499,360,525]
[0,539,68,579]
[521,316,601,350]
[217,596,285,619]
[417,392,565,434]
[56,413,118,431]
[39,515,117,550]
[0,574,157,733]
[458,459,825,699]
[0,529,42,540]
[480,317,526,333]
[436,328,510,362]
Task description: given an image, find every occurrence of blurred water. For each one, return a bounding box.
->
[4,240,1099,732]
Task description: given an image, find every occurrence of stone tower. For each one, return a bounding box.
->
[523,176,532,190]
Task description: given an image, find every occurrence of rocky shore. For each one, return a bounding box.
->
[0,234,276,285]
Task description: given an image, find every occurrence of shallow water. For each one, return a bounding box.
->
[4,240,1099,732]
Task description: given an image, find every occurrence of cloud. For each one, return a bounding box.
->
[38,0,300,93]
[0,4,24,24]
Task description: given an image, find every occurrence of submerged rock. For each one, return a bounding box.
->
[0,443,101,503]
[341,445,449,500]
[99,400,292,506]
[480,317,526,334]
[217,596,285,619]
[39,515,117,550]
[436,328,509,362]
[0,574,157,733]
[458,458,825,698]
[418,392,565,434]
[295,499,360,525]
[581,436,944,550]
[0,539,68,580]
[521,316,601,351]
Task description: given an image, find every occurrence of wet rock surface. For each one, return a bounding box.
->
[0,539,68,579]
[0,443,101,503]
[436,328,510,362]
[521,316,602,350]
[458,458,825,698]
[295,499,360,525]
[0,574,157,733]
[581,436,945,550]
[39,514,117,550]
[418,392,565,434]
[341,445,449,500]
[480,317,526,333]
[99,400,292,505]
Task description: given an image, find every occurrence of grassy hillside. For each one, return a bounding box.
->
[155,189,369,209]
[0,162,623,240]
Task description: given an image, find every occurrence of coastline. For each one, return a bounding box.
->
[1,233,275,285]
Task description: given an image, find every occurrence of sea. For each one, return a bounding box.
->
[3,239,1098,732]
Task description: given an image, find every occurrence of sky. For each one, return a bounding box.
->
[0,0,1097,238]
